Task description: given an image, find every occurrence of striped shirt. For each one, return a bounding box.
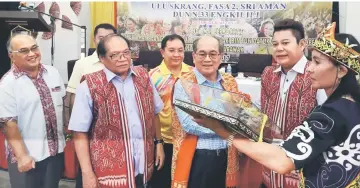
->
[173,68,228,150]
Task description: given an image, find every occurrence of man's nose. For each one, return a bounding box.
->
[275,44,284,51]
[204,54,212,61]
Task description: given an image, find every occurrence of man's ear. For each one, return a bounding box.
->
[220,52,224,58]
[8,53,13,62]
[99,55,106,63]
[160,48,165,58]
[93,38,97,47]
[299,39,307,51]
[192,52,196,64]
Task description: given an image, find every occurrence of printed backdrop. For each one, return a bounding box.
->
[116,2,333,62]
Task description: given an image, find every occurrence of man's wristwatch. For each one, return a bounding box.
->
[154,139,164,145]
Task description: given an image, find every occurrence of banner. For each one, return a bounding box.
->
[116,2,333,62]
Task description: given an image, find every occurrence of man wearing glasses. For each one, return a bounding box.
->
[171,35,249,188]
[0,33,66,188]
[68,34,165,188]
[65,22,116,188]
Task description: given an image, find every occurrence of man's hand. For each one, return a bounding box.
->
[192,114,225,133]
[155,143,165,170]
[192,114,231,139]
[82,171,99,188]
[63,92,72,133]
[17,154,35,173]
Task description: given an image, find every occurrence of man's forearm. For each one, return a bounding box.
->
[64,92,75,127]
[69,92,76,114]
[63,93,71,129]
[154,115,162,140]
[73,132,94,173]
[4,121,28,159]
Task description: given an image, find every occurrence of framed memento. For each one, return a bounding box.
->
[174,80,283,143]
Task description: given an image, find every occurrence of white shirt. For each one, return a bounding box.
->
[273,55,327,105]
[0,64,66,162]
[66,52,103,93]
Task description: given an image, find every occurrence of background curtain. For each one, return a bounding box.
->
[89,2,117,48]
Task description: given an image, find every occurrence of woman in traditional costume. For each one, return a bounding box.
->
[193,22,360,187]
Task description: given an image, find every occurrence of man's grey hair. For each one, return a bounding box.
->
[6,32,36,53]
[192,35,224,53]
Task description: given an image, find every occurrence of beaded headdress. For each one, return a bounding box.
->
[314,22,360,74]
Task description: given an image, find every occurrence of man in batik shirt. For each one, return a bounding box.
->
[65,22,116,188]
[0,33,66,188]
[149,34,192,188]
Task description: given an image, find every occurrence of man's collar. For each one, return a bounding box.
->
[103,66,138,83]
[273,65,281,73]
[12,63,47,79]
[159,60,190,75]
[90,50,100,65]
[273,55,308,74]
[194,68,223,84]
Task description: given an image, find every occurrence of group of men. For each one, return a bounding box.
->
[0,18,326,188]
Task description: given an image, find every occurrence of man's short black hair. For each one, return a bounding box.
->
[94,23,116,37]
[97,34,130,58]
[161,34,186,50]
[274,19,305,43]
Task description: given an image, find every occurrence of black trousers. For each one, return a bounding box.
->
[136,174,153,188]
[259,183,267,188]
[8,153,65,188]
[75,166,82,188]
[149,143,173,188]
[188,149,227,188]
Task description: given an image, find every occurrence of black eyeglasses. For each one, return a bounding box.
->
[108,50,131,60]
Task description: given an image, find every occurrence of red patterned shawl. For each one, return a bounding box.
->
[260,63,317,188]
